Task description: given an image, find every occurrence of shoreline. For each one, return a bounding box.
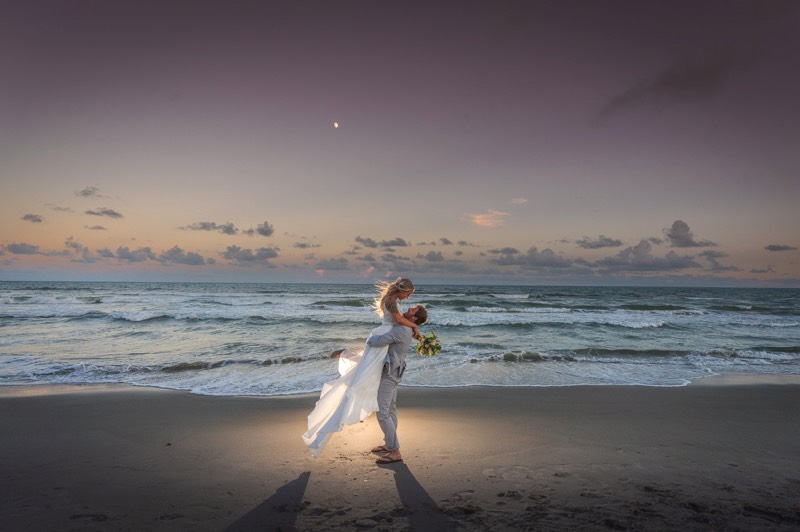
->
[2,372,799,399]
[2,378,799,530]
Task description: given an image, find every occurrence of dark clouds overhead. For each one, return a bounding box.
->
[765,244,797,251]
[597,51,752,121]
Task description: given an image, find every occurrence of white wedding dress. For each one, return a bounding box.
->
[301,309,396,458]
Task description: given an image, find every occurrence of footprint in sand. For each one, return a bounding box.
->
[483,465,532,481]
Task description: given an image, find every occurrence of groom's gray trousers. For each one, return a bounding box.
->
[366,325,412,452]
[377,365,403,451]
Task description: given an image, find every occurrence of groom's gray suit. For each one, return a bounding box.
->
[366,325,413,452]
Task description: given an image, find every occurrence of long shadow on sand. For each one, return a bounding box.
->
[224,471,310,532]
[380,462,460,530]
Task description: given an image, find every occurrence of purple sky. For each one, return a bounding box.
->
[2,1,799,285]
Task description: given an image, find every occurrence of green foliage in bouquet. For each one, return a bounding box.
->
[416,332,442,357]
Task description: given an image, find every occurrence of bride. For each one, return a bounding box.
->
[302,278,420,458]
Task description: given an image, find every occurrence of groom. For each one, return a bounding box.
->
[365,304,428,464]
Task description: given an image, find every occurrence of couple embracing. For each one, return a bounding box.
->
[302,278,428,464]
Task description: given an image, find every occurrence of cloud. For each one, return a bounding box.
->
[46,204,73,212]
[64,237,86,253]
[665,220,716,248]
[3,241,70,257]
[489,247,520,255]
[85,225,107,230]
[492,246,572,269]
[75,186,103,198]
[699,250,739,272]
[293,242,321,249]
[86,207,123,219]
[595,240,701,272]
[576,235,623,249]
[64,238,96,263]
[115,246,156,262]
[381,237,409,248]
[355,236,378,248]
[421,251,445,262]
[354,236,409,248]
[158,246,206,265]
[97,248,115,258]
[511,197,528,205]
[751,265,776,274]
[439,237,453,245]
[6,242,41,254]
[315,258,349,270]
[765,244,797,252]
[597,51,752,120]
[221,245,279,264]
[464,209,510,228]
[22,214,44,223]
[182,221,239,235]
[458,240,478,247]
[246,221,275,237]
[381,253,412,264]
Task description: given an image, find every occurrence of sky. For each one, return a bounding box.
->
[2,0,799,286]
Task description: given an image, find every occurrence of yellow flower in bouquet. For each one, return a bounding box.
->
[416,332,441,357]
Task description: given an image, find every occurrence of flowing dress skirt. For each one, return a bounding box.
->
[302,324,391,458]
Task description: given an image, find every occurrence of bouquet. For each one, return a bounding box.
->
[415,332,441,357]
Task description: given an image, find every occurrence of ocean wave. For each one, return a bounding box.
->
[749,345,800,353]
[312,299,369,307]
[464,306,507,313]
[0,309,105,319]
[433,314,667,329]
[572,348,691,357]
[187,297,273,307]
[463,306,573,314]
[619,304,688,311]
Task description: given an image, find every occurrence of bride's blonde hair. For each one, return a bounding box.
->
[373,277,415,316]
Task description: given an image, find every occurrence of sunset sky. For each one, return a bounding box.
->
[2,1,799,286]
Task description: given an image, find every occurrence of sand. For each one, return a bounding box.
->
[1,378,799,531]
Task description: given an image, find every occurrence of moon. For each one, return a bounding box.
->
[333,122,339,129]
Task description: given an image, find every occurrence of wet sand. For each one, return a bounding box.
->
[1,378,799,531]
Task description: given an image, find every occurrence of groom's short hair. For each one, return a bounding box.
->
[412,305,428,325]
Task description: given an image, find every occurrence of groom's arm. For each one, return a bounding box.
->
[366,327,412,348]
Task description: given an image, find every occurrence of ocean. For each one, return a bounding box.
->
[1,281,798,396]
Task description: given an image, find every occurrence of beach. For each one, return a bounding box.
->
[2,379,799,531]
